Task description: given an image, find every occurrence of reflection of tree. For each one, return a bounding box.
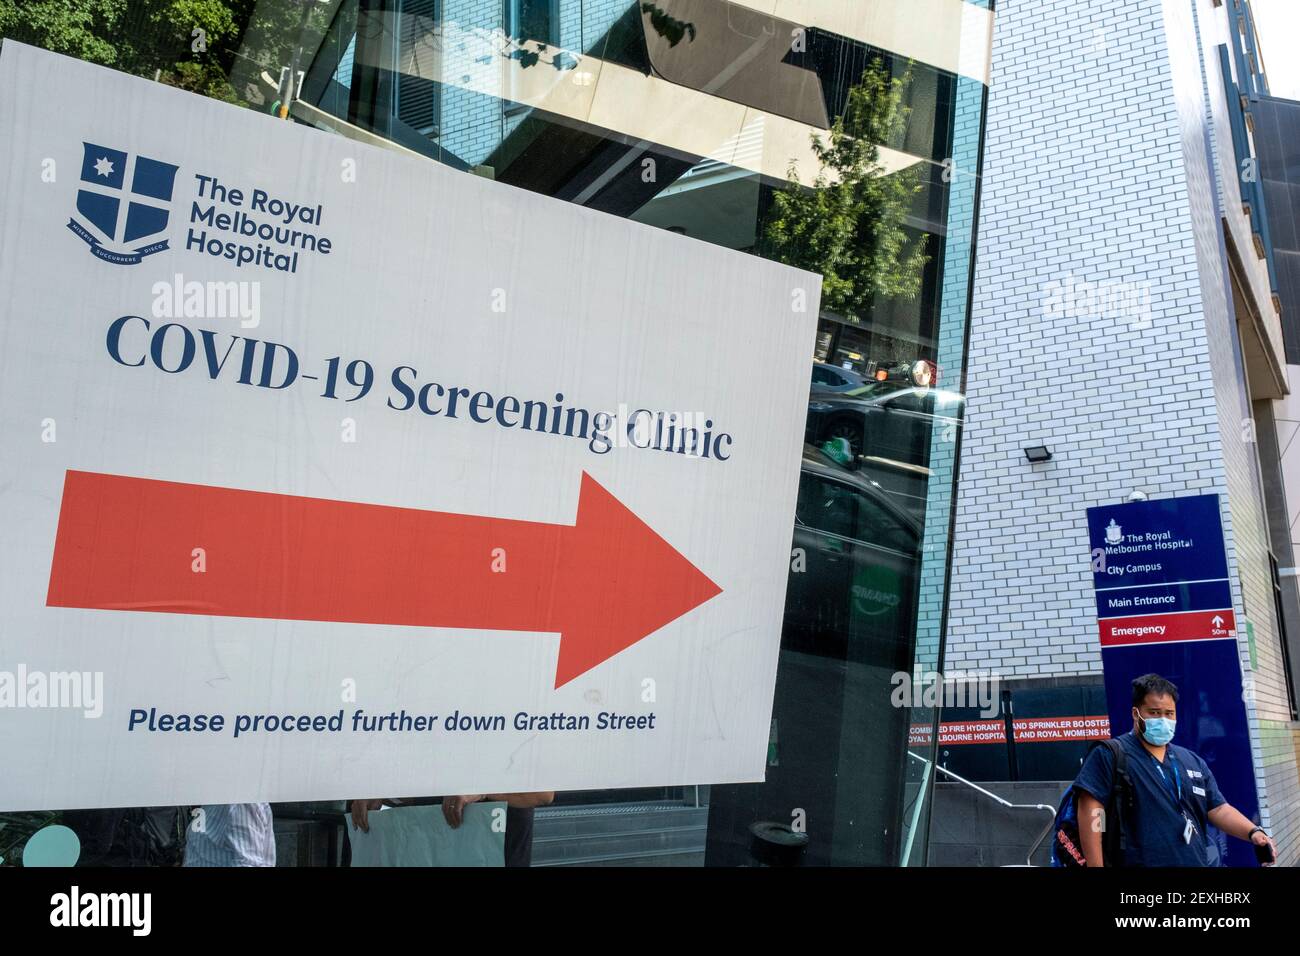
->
[0,0,330,105]
[507,40,576,71]
[0,0,702,99]
[762,59,929,318]
[0,0,122,65]
[235,0,333,74]
[1,0,235,100]
[502,2,695,70]
[640,2,694,47]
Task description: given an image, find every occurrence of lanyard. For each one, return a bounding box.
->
[1150,752,1183,807]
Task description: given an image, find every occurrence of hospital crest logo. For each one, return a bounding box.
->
[68,142,179,265]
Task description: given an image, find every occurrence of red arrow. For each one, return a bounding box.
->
[46,470,721,687]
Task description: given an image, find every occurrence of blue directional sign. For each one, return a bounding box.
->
[1085,493,1261,867]
[1093,578,1234,621]
[1087,493,1229,593]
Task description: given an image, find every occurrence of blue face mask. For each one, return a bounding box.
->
[1139,714,1176,746]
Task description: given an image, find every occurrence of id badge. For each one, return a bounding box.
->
[1183,816,1194,844]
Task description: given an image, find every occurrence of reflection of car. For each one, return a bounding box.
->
[784,444,922,662]
[706,446,925,867]
[805,385,965,470]
[810,362,868,392]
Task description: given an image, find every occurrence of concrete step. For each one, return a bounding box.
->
[927,780,1066,867]
[535,802,707,836]
[538,848,705,867]
[531,802,708,867]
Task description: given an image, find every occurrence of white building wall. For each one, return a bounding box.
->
[947,0,1299,860]
[949,0,1223,679]
[1165,0,1298,856]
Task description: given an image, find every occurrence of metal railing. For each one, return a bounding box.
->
[913,753,1058,866]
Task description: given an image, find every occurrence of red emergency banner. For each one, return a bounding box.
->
[1097,608,1237,647]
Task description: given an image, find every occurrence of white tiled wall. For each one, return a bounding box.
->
[948,0,1299,860]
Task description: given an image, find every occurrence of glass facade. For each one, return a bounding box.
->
[0,0,989,866]
[1256,95,1300,362]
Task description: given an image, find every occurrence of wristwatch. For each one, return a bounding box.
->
[1248,826,1265,840]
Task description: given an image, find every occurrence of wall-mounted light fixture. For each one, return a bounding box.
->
[1023,445,1052,463]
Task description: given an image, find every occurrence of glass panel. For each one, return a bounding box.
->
[1,0,986,868]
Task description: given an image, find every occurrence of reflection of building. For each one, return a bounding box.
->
[948,0,1300,865]
[287,1,978,382]
[1257,93,1300,670]
[240,0,992,866]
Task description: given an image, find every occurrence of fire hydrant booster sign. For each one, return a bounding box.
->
[0,43,821,809]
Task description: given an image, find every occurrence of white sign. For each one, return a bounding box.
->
[0,42,820,810]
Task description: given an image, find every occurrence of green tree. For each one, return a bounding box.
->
[0,0,252,102]
[762,59,929,319]
[0,0,126,66]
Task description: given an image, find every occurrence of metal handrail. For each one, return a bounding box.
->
[917,754,1059,866]
[899,754,932,866]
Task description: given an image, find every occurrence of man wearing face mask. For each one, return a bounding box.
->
[1073,673,1277,867]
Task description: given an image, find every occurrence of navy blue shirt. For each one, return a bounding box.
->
[1074,731,1226,867]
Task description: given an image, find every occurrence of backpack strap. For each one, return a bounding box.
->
[1101,737,1131,862]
